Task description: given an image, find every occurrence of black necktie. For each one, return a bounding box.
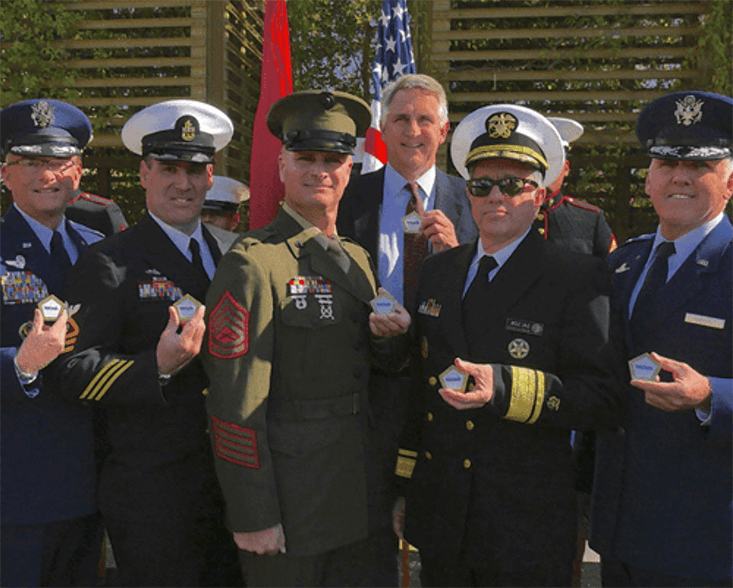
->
[631,241,675,341]
[462,255,498,342]
[189,238,207,279]
[50,230,72,271]
[403,182,428,314]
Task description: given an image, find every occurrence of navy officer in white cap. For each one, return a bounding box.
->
[1,98,104,588]
[393,104,624,587]
[200,175,249,233]
[591,92,733,588]
[53,99,243,586]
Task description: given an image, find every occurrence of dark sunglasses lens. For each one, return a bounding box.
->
[468,179,492,197]
[500,178,525,196]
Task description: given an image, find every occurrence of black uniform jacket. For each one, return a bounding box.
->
[53,214,228,521]
[534,191,616,257]
[397,230,624,570]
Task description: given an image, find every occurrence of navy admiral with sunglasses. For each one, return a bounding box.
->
[393,104,624,587]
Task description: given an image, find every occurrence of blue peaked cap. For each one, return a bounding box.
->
[636,91,733,161]
[1,99,92,158]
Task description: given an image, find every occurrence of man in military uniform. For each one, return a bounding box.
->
[0,99,104,587]
[203,90,411,587]
[66,189,128,236]
[52,99,242,587]
[533,117,617,258]
[393,104,624,587]
[590,92,733,587]
[200,174,249,232]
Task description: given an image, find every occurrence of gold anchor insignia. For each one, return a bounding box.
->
[31,101,55,128]
[181,119,196,141]
[487,112,518,139]
[674,95,703,127]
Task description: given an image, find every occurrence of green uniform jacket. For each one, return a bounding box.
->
[203,209,404,557]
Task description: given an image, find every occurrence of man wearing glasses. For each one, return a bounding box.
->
[0,99,104,587]
[393,104,624,587]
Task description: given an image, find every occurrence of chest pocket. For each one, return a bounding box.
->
[280,293,343,329]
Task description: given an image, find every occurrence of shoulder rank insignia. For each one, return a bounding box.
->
[209,290,249,359]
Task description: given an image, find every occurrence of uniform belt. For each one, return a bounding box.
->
[269,393,363,421]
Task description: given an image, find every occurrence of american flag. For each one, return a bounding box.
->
[361,0,416,173]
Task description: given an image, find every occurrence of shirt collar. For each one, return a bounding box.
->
[149,212,205,255]
[384,163,437,204]
[14,203,68,253]
[469,226,532,272]
[651,212,724,262]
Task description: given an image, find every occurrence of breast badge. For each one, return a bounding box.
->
[138,276,183,301]
[417,298,441,317]
[508,338,530,359]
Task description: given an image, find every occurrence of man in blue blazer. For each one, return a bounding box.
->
[590,91,733,587]
[0,99,104,587]
[336,74,477,585]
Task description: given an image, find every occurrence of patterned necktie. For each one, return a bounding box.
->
[462,255,498,342]
[631,241,675,341]
[403,182,428,313]
[50,230,72,271]
[189,238,208,280]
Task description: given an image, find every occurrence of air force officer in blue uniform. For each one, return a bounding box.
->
[0,100,103,587]
[590,91,733,587]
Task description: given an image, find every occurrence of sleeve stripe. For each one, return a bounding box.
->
[528,370,545,424]
[211,415,260,469]
[79,359,134,401]
[396,448,417,479]
[505,366,546,424]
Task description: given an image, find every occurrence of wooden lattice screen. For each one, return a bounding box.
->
[3,0,264,216]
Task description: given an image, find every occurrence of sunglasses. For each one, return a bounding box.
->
[467,177,539,198]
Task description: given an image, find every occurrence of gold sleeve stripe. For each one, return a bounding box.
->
[395,455,416,479]
[398,448,418,458]
[505,366,545,424]
[527,370,545,424]
[79,359,134,401]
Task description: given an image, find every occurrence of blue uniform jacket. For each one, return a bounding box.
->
[1,206,102,525]
[591,216,733,583]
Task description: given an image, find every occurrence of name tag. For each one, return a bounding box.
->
[684,313,725,330]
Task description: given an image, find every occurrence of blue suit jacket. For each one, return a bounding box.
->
[591,216,733,583]
[1,206,102,525]
[336,166,478,262]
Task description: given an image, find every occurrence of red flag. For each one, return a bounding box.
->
[249,0,293,229]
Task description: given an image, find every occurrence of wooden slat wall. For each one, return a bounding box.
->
[422,0,707,147]
[13,0,263,191]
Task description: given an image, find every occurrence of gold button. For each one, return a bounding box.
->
[427,412,434,422]
[205,428,210,434]
[538,228,545,235]
[428,376,437,386]
[425,451,432,460]
[537,213,544,221]
[466,420,474,431]
[463,459,471,469]
[202,388,209,396]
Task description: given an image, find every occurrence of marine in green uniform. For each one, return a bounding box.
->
[203,90,411,587]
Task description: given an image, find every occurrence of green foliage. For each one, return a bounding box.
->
[288,0,381,100]
[0,0,83,104]
[695,0,732,96]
